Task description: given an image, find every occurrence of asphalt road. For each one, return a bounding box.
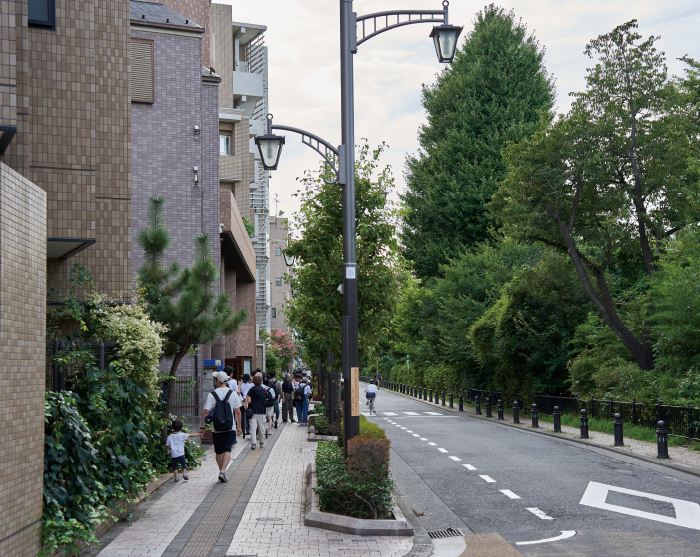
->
[363,385,700,556]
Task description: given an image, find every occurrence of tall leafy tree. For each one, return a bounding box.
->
[493,22,700,370]
[284,142,401,365]
[137,196,249,417]
[401,4,555,279]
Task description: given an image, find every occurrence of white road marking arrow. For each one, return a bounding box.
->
[527,507,554,520]
[579,481,700,531]
[516,531,576,545]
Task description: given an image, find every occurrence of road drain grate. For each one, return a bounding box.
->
[428,528,463,539]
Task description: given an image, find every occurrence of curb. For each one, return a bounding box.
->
[394,490,433,557]
[382,387,700,481]
[304,463,413,536]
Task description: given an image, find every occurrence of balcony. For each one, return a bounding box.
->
[232,70,263,118]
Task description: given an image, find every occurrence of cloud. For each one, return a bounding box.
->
[218,0,700,222]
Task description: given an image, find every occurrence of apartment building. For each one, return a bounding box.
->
[270,215,293,333]
[211,3,272,370]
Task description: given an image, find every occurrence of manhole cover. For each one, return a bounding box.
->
[428,528,463,539]
[256,517,283,522]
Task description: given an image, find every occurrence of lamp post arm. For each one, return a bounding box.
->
[355,1,448,47]
[270,124,341,184]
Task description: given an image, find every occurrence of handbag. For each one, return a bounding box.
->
[245,408,254,420]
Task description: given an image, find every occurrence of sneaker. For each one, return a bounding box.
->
[218,472,227,483]
[274,422,278,429]
[174,476,180,482]
[251,443,256,450]
[260,442,264,448]
[265,431,269,438]
[183,473,189,480]
[291,420,296,423]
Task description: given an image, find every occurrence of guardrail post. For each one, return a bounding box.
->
[441,391,446,406]
[657,420,669,459]
[531,404,539,428]
[475,396,481,415]
[553,406,561,432]
[458,394,463,411]
[497,399,504,420]
[485,397,492,418]
[424,387,427,400]
[429,388,433,402]
[688,403,693,445]
[614,413,624,446]
[610,397,614,419]
[580,408,589,439]
[632,398,637,425]
[513,401,520,424]
[449,393,453,408]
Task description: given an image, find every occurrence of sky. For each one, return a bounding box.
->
[218,0,700,222]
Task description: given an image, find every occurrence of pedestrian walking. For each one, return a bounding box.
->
[282,373,295,423]
[246,374,268,449]
[225,365,237,391]
[239,373,252,437]
[262,377,277,436]
[294,377,313,425]
[201,371,242,483]
[365,379,378,415]
[268,373,282,427]
[166,419,202,482]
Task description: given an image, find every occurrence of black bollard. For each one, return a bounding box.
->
[458,394,463,411]
[553,406,561,432]
[441,391,446,406]
[429,388,433,402]
[424,387,427,400]
[497,399,504,420]
[513,401,520,424]
[531,404,539,428]
[449,393,454,408]
[580,408,589,439]
[475,396,481,415]
[613,413,624,447]
[485,397,492,418]
[657,420,669,459]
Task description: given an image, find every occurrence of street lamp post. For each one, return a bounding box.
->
[255,1,461,449]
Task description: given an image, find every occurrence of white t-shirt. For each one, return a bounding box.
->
[166,432,189,458]
[240,382,253,399]
[366,384,378,396]
[228,378,237,391]
[204,387,242,432]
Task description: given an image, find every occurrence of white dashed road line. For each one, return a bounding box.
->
[438,448,448,453]
[406,430,413,433]
[479,475,497,483]
[449,456,461,461]
[412,434,420,437]
[428,442,437,446]
[527,508,554,520]
[463,464,477,471]
[419,437,428,441]
[500,490,521,499]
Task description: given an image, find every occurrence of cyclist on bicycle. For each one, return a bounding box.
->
[365,379,378,416]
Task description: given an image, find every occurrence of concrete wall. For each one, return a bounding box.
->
[0,163,46,556]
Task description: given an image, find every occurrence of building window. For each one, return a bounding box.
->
[275,277,282,286]
[28,0,55,29]
[275,247,281,256]
[220,135,231,155]
[271,308,277,319]
[131,39,154,103]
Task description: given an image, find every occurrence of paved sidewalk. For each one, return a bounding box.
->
[88,424,413,557]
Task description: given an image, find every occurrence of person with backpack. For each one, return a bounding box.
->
[262,377,277,437]
[282,373,295,423]
[365,378,378,415]
[245,374,268,449]
[239,373,252,438]
[201,371,242,483]
[294,377,313,426]
[268,373,282,428]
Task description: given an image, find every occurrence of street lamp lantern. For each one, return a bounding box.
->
[429,24,462,63]
[254,114,286,170]
[283,251,295,267]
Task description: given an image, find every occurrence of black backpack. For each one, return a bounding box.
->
[211,390,234,431]
[294,385,306,402]
[265,386,275,407]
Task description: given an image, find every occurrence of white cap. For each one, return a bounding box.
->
[212,371,229,384]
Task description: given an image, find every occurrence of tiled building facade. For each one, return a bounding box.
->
[0,163,46,556]
[270,215,292,333]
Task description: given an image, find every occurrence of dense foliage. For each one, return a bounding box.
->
[260,329,299,373]
[400,4,555,279]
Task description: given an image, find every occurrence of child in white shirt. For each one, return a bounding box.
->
[166,419,202,482]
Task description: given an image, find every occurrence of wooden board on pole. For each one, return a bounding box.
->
[351,367,359,416]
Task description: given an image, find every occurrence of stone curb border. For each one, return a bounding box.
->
[303,463,414,536]
[386,387,700,481]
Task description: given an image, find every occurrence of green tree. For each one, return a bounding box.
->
[137,196,249,417]
[284,142,401,366]
[493,22,700,370]
[400,4,555,279]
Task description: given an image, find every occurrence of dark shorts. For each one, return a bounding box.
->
[212,430,236,454]
[171,455,187,471]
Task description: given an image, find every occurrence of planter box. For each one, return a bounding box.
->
[304,464,413,536]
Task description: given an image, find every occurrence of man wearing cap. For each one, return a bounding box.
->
[201,371,242,482]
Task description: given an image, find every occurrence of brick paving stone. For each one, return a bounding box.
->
[98,441,245,557]
[226,425,413,557]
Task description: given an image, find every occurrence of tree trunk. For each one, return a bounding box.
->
[161,349,187,441]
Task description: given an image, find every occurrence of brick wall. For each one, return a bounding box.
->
[156,0,213,69]
[0,163,46,556]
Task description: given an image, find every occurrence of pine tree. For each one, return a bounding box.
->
[401,4,554,279]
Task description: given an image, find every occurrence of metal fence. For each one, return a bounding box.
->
[379,379,700,443]
[46,339,118,391]
[159,375,199,416]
